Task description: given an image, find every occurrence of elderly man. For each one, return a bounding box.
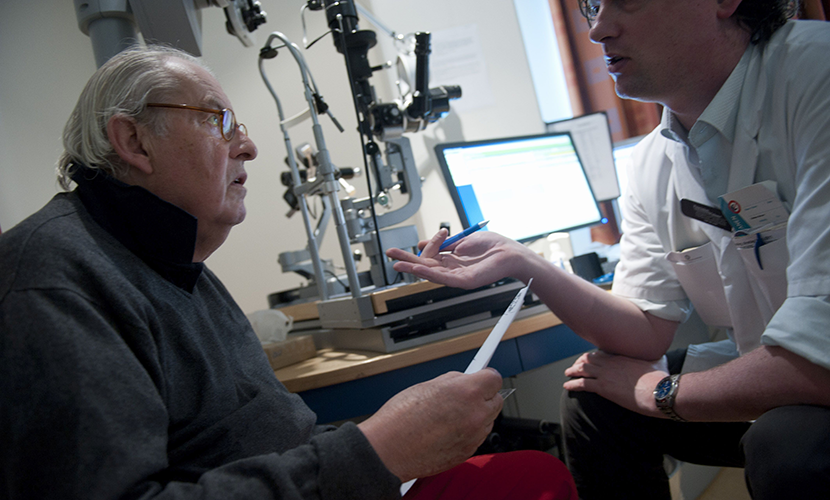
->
[389,1,830,498]
[0,46,576,499]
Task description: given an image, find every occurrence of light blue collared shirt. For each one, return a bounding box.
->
[660,49,750,205]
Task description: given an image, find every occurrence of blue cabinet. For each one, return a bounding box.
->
[298,324,593,423]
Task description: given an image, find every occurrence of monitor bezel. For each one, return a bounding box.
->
[434,130,604,243]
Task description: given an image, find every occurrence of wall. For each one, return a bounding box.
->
[0,0,545,314]
[366,0,546,236]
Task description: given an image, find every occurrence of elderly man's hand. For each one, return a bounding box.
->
[357,368,505,482]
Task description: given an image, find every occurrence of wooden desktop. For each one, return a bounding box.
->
[273,306,594,423]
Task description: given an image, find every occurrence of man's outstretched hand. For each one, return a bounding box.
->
[387,229,535,289]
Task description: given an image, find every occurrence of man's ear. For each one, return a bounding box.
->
[107,114,154,175]
[716,0,743,19]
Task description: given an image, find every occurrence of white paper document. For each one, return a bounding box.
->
[464,279,533,374]
[400,281,531,497]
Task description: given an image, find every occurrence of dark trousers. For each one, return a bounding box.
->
[560,350,830,499]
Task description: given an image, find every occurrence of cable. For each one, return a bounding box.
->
[333,14,389,288]
[324,269,350,291]
[306,30,333,49]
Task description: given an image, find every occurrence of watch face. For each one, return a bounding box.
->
[655,379,672,399]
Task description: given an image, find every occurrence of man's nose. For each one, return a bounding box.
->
[588,3,616,44]
[232,128,258,161]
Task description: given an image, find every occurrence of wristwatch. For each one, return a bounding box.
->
[654,374,687,422]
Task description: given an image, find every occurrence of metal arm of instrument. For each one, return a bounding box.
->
[259,32,363,299]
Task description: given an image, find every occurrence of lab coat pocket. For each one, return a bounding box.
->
[733,226,788,321]
[666,242,732,328]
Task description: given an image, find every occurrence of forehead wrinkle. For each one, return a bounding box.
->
[164,58,229,110]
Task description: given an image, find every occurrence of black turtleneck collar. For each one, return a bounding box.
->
[71,164,204,293]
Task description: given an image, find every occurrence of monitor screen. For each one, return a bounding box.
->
[435,132,603,243]
[612,135,644,203]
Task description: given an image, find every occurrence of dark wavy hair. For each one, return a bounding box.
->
[578,0,801,44]
[735,0,801,43]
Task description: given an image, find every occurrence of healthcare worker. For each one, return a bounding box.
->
[388,1,830,498]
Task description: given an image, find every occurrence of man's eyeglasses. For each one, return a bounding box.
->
[582,0,601,22]
[580,0,651,23]
[145,103,247,141]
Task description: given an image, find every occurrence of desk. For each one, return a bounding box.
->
[274,311,594,423]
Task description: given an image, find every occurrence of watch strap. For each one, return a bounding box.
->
[654,374,687,422]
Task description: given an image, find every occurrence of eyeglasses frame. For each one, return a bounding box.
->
[145,103,247,141]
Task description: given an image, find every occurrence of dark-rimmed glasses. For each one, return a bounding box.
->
[581,0,601,21]
[580,0,651,23]
[145,103,247,141]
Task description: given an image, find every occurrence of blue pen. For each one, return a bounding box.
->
[754,232,765,270]
[418,220,489,256]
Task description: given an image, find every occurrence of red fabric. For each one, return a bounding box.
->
[403,451,577,500]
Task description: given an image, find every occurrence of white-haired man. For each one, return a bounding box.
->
[0,46,577,499]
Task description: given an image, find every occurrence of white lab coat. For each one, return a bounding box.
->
[612,21,830,373]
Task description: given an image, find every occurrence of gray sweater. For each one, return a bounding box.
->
[0,168,400,499]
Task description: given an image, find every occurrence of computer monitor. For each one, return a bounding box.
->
[435,132,603,243]
[606,135,645,234]
[546,111,619,201]
[612,135,644,203]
